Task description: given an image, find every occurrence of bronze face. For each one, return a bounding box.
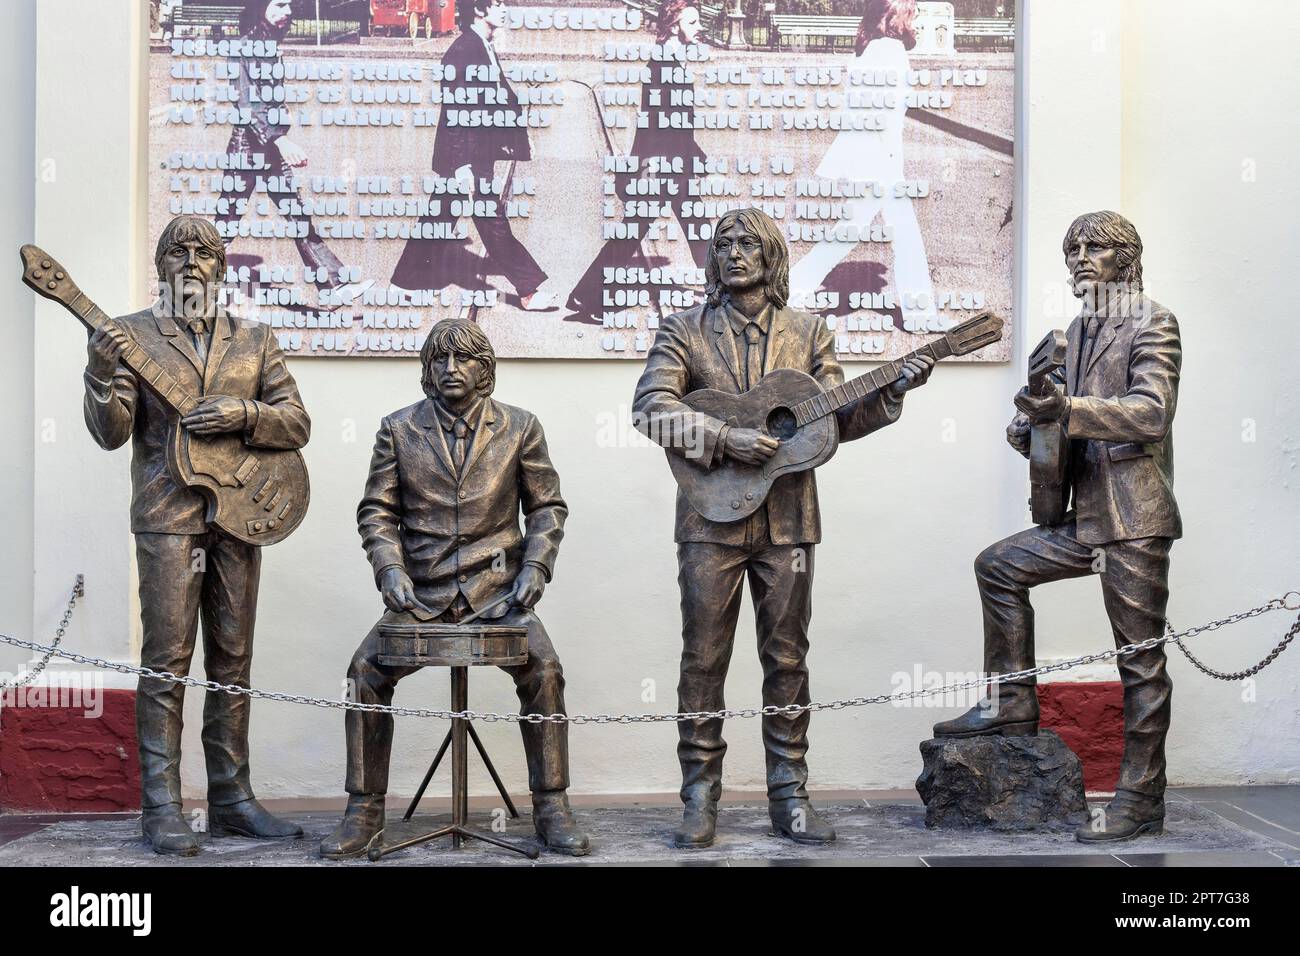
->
[1065,237,1121,302]
[712,221,766,293]
[430,349,486,410]
[160,238,221,318]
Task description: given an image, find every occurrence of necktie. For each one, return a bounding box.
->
[451,418,469,474]
[188,317,209,366]
[743,323,763,391]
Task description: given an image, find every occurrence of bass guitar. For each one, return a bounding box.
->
[20,244,309,546]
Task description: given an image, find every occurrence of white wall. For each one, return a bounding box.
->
[0,0,37,675]
[3,0,1296,800]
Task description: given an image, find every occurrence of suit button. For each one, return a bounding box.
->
[458,491,467,499]
[459,574,468,583]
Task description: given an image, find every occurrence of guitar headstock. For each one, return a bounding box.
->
[20,244,82,308]
[1028,329,1068,380]
[945,310,1005,356]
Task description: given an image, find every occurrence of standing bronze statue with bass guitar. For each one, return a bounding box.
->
[633,207,1002,848]
[22,215,312,856]
[933,210,1182,843]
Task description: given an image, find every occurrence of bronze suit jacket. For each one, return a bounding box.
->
[357,397,567,617]
[82,306,311,535]
[632,302,902,546]
[1059,292,1182,545]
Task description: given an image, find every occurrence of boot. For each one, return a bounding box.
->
[319,794,386,860]
[1076,790,1165,843]
[673,797,718,849]
[532,790,590,857]
[769,797,836,845]
[142,803,201,857]
[932,684,1039,738]
[209,798,304,839]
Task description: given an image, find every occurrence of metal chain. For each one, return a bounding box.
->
[1168,592,1300,680]
[2,580,1298,724]
[0,574,83,691]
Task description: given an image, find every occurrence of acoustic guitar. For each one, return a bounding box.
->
[666,311,1005,522]
[1027,329,1070,526]
[20,244,309,546]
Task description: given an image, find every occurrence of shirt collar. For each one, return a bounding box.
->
[432,396,484,433]
[724,300,773,337]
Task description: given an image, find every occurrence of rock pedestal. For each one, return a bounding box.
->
[915,731,1089,831]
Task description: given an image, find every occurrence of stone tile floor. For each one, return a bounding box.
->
[0,786,1295,866]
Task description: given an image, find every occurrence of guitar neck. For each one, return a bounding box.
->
[793,337,954,426]
[69,293,201,417]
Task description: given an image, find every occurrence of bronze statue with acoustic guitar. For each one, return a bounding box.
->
[633,207,1004,849]
[22,215,311,856]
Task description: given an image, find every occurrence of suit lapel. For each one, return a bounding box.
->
[1086,314,1124,376]
[201,311,234,394]
[461,400,498,479]
[154,310,206,379]
[415,400,458,479]
[763,308,791,375]
[709,307,743,389]
[1065,316,1083,397]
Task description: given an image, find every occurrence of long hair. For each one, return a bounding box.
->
[855,0,917,55]
[239,0,291,40]
[154,215,226,283]
[1062,210,1144,290]
[420,319,497,399]
[654,0,692,44]
[704,208,789,310]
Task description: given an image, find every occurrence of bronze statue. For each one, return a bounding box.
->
[632,208,936,847]
[933,210,1182,843]
[77,214,311,856]
[320,319,589,858]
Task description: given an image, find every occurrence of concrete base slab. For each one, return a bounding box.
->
[0,799,1293,866]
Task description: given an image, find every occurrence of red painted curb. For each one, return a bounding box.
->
[0,688,141,812]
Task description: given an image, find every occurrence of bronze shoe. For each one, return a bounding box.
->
[769,798,836,845]
[209,797,304,839]
[931,688,1039,738]
[532,790,591,857]
[141,803,200,857]
[320,794,385,860]
[1076,791,1165,843]
[673,798,718,848]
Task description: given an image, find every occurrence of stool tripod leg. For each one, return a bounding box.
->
[457,825,540,860]
[404,728,453,822]
[467,722,520,819]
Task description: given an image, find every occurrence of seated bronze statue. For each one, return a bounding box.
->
[320,319,589,858]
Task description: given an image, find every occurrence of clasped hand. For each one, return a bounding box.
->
[1013,385,1068,423]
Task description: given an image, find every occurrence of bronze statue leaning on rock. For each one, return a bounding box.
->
[933,210,1182,843]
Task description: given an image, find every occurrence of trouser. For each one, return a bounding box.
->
[676,516,815,804]
[134,530,261,809]
[565,169,710,318]
[215,127,346,282]
[390,160,547,298]
[975,521,1173,797]
[344,602,569,796]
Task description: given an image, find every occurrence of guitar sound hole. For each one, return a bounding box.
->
[766,406,798,440]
